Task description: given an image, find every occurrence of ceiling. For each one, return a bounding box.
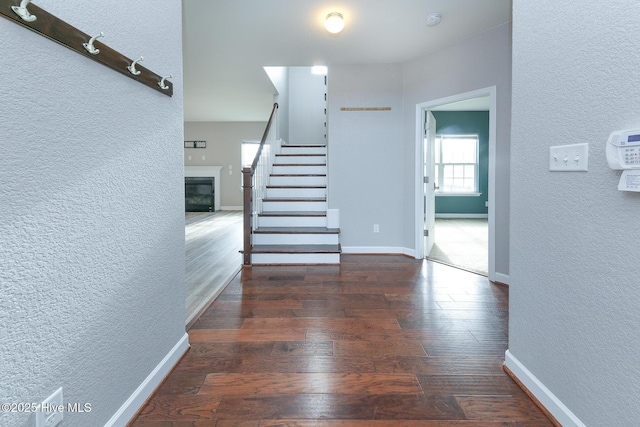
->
[182,0,511,122]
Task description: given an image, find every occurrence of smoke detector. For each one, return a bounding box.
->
[426,13,442,27]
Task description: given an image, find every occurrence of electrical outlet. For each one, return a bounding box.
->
[373,224,379,233]
[549,143,589,171]
[36,388,63,427]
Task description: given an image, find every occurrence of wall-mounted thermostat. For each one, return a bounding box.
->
[607,129,640,192]
[606,130,640,169]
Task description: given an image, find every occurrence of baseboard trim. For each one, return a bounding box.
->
[504,350,586,427]
[221,206,242,211]
[435,213,488,219]
[342,246,415,257]
[106,333,190,427]
[494,272,510,285]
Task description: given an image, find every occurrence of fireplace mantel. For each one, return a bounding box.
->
[185,166,222,212]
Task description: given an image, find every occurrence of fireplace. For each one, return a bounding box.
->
[184,166,222,212]
[185,177,214,212]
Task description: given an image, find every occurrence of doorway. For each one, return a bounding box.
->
[414,87,497,280]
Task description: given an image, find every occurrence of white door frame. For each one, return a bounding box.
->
[414,86,497,281]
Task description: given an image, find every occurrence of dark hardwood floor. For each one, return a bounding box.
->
[131,255,553,426]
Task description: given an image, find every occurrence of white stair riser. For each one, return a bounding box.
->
[262,201,327,211]
[258,216,326,227]
[253,233,339,245]
[280,147,326,155]
[272,165,326,175]
[252,253,340,265]
[275,155,326,164]
[269,175,327,186]
[266,188,326,198]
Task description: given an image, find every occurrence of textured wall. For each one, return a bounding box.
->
[510,2,640,424]
[0,1,185,426]
[403,23,512,276]
[184,122,267,207]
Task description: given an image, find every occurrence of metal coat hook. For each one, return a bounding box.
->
[0,3,172,96]
[11,0,36,22]
[83,32,104,55]
[158,74,173,90]
[127,56,143,75]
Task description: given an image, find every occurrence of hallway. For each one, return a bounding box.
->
[134,255,552,425]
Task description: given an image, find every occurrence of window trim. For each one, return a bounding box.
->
[434,134,480,195]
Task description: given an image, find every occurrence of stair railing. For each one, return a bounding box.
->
[242,103,279,265]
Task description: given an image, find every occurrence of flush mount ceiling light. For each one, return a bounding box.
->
[311,65,328,75]
[426,12,442,27]
[325,12,344,34]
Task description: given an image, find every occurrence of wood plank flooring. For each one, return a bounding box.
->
[132,255,553,426]
[185,211,243,324]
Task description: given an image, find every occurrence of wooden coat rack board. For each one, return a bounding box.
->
[0,0,173,96]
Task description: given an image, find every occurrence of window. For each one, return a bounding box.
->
[434,134,479,194]
[241,141,260,167]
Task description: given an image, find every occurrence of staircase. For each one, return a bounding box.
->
[250,144,341,264]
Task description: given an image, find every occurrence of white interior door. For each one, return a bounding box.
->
[424,111,436,256]
[415,87,496,280]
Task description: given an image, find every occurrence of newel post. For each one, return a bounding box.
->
[242,167,253,265]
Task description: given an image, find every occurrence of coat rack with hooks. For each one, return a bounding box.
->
[0,0,173,97]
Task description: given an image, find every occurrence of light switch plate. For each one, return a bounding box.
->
[36,388,63,427]
[550,143,589,171]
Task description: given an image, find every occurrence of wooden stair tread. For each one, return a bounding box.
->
[258,211,326,217]
[254,227,340,234]
[252,244,341,254]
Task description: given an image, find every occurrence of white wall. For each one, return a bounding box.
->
[184,122,267,208]
[264,66,289,142]
[509,2,640,425]
[403,23,512,276]
[328,64,406,251]
[289,67,327,145]
[0,1,185,426]
[327,25,512,262]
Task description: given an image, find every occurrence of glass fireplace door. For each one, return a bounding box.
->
[185,177,214,212]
